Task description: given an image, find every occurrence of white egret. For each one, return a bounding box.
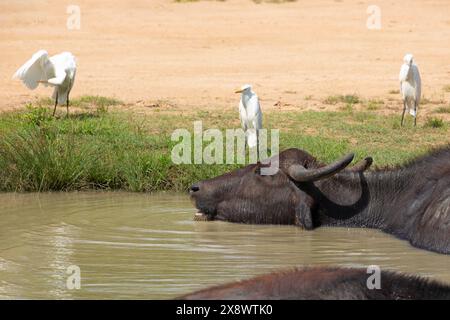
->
[399,53,421,126]
[235,84,263,156]
[13,50,77,116]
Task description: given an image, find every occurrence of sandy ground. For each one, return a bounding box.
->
[1,0,450,115]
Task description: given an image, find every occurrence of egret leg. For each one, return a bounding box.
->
[244,136,247,160]
[52,92,58,117]
[400,101,406,126]
[66,92,70,117]
[243,129,248,162]
[414,102,417,127]
[256,129,261,163]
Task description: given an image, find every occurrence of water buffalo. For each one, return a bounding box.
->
[178,267,450,300]
[190,147,450,254]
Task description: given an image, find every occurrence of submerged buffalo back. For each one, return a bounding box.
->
[178,267,450,300]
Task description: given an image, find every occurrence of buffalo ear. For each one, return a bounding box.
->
[295,202,314,230]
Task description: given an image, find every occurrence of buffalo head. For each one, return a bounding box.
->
[190,148,372,229]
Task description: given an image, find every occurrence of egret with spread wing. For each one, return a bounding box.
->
[399,53,421,127]
[13,50,77,116]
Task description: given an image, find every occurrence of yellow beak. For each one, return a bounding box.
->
[234,89,244,94]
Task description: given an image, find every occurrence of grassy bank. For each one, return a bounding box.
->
[0,97,449,192]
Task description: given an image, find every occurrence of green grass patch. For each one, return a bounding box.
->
[424,117,445,129]
[36,95,123,112]
[434,106,450,114]
[421,97,445,105]
[0,98,449,192]
[323,94,360,105]
[365,99,384,111]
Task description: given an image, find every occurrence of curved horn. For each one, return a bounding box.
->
[287,153,355,182]
[346,157,373,172]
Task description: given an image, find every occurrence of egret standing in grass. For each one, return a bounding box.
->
[399,53,421,126]
[13,50,77,116]
[235,84,263,159]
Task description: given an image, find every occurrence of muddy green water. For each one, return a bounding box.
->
[0,192,449,299]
